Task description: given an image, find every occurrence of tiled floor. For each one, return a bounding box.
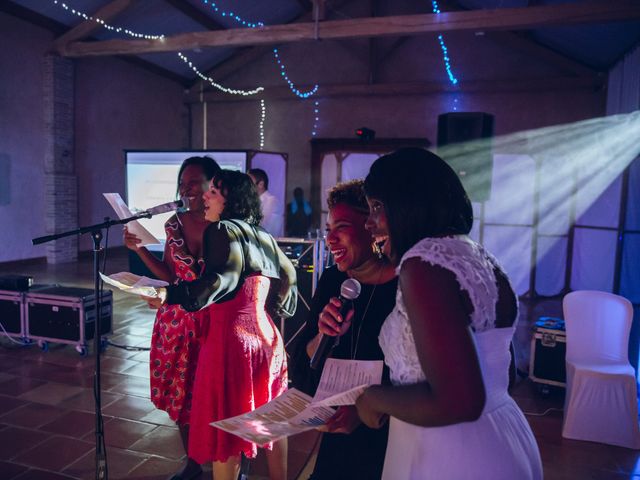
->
[0,249,639,479]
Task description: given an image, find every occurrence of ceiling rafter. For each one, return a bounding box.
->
[53,0,133,51]
[56,1,640,57]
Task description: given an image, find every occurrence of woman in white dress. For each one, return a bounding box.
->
[355,147,543,479]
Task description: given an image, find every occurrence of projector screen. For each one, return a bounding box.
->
[125,150,247,242]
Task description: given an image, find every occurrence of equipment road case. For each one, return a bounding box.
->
[0,289,26,340]
[25,286,112,355]
[529,316,566,389]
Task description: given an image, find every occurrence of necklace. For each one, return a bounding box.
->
[350,268,384,359]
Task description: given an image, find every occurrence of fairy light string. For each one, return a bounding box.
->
[259,99,266,149]
[178,52,264,96]
[52,0,164,39]
[200,0,264,28]
[431,0,459,85]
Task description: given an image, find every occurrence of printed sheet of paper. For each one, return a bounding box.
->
[103,193,160,246]
[210,359,384,443]
[211,389,335,444]
[312,358,384,406]
[99,272,168,297]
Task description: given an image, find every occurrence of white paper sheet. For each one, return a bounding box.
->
[103,193,160,246]
[99,271,168,297]
[312,358,384,405]
[210,359,385,443]
[211,389,336,444]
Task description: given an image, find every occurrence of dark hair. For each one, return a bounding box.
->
[213,170,263,225]
[248,168,269,189]
[364,147,473,260]
[176,156,221,196]
[327,179,369,214]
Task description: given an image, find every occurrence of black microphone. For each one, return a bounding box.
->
[310,278,361,370]
[145,197,190,216]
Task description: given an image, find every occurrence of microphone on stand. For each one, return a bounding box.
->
[144,197,190,216]
[310,278,361,370]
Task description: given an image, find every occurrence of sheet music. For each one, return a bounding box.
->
[103,193,160,246]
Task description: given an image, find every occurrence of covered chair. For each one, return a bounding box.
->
[562,290,640,449]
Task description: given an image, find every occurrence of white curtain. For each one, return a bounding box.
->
[607,42,640,302]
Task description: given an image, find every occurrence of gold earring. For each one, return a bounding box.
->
[372,241,383,259]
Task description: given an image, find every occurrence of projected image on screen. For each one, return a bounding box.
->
[126,151,247,242]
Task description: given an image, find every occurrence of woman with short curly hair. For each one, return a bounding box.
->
[157,170,297,480]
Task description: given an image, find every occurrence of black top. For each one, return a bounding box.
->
[166,219,297,317]
[292,265,398,480]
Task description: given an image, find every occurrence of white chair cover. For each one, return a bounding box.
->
[562,290,640,449]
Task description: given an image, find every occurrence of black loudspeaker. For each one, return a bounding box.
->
[437,112,494,202]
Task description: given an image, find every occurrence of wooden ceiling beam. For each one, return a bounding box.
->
[184,75,605,103]
[53,0,133,50]
[58,1,640,57]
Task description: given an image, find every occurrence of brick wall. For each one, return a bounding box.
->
[43,54,78,263]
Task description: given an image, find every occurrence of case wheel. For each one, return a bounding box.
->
[75,345,88,357]
[38,340,49,352]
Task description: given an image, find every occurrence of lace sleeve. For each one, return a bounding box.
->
[398,236,500,332]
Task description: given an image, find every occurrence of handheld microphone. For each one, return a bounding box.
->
[145,197,190,216]
[310,278,361,370]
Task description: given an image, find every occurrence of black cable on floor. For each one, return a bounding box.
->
[105,339,150,352]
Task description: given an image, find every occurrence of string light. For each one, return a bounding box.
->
[200,0,264,28]
[52,1,164,40]
[259,99,266,149]
[179,52,264,96]
[273,48,319,98]
[312,100,320,137]
[431,1,458,85]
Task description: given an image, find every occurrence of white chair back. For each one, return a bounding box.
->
[563,290,633,364]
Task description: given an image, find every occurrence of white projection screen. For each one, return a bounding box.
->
[125,150,247,242]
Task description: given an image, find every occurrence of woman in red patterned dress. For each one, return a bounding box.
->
[124,156,220,480]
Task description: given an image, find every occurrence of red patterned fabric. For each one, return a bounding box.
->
[188,274,288,463]
[149,216,205,425]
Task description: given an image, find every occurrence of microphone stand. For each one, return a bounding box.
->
[32,210,155,480]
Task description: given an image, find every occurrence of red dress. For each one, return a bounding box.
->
[188,273,288,463]
[149,216,204,425]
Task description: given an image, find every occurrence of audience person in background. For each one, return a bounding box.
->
[292,180,397,480]
[248,168,283,237]
[286,187,313,237]
[355,147,542,479]
[124,155,221,480]
[155,170,297,480]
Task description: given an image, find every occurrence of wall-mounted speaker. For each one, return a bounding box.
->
[437,112,494,202]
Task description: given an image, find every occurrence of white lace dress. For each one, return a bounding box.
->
[379,236,543,480]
